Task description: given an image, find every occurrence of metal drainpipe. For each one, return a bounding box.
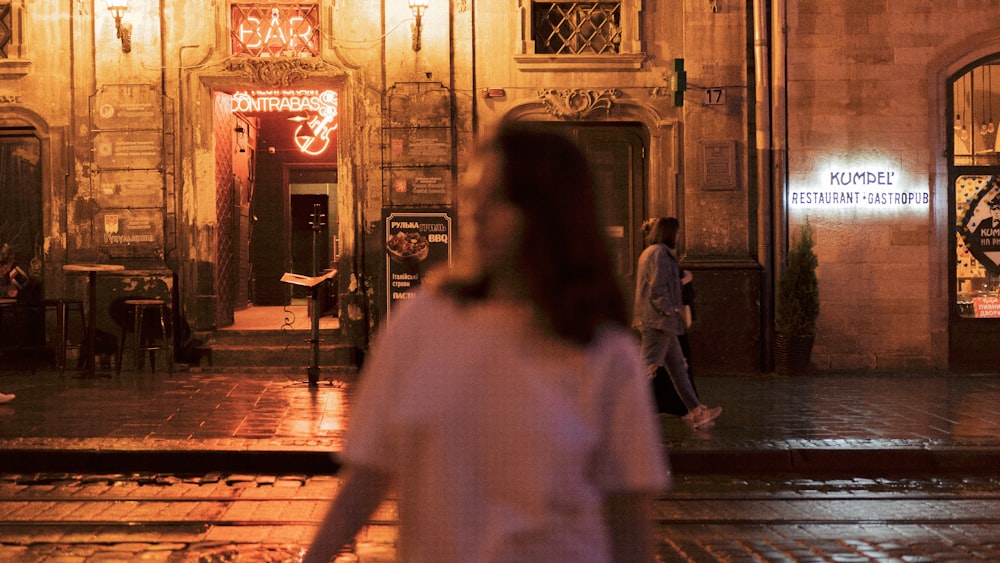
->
[753,0,774,371]
[771,0,788,291]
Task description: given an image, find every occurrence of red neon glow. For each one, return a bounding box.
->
[232,90,339,156]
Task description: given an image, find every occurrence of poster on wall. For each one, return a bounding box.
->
[959,175,1000,274]
[385,210,452,316]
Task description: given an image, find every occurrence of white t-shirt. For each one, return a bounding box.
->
[342,290,670,563]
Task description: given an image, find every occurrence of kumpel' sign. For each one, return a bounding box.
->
[790,167,930,209]
[960,175,1000,273]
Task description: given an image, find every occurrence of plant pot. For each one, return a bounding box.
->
[775,332,815,376]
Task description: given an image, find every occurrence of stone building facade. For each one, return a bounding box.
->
[785,1,1000,372]
[0,0,996,374]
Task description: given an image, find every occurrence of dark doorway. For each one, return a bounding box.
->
[0,133,42,299]
[290,194,329,297]
[525,123,647,299]
[247,114,338,307]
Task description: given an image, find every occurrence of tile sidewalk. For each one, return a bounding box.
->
[0,366,999,477]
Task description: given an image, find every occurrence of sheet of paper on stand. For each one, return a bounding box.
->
[280,269,337,287]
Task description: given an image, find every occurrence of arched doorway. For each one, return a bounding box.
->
[949,55,1000,371]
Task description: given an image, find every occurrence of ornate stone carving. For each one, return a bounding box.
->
[222,58,333,88]
[537,88,621,119]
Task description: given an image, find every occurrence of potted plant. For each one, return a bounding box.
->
[775,221,819,375]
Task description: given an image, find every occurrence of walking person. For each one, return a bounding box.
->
[634,216,722,428]
[304,123,670,563]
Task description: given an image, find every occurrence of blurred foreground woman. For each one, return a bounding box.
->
[304,123,670,563]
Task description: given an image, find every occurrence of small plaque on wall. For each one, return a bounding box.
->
[96,208,164,258]
[701,141,737,191]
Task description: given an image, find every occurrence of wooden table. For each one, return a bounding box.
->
[63,263,124,377]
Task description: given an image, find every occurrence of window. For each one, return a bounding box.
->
[532,2,621,55]
[952,61,1000,167]
[516,0,643,71]
[0,1,28,76]
[0,4,12,58]
[230,3,320,58]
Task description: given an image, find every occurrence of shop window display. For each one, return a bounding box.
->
[956,175,1000,318]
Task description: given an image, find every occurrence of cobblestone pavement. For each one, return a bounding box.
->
[1,369,1000,560]
[1,473,999,562]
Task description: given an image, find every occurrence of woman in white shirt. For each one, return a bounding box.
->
[304,123,670,563]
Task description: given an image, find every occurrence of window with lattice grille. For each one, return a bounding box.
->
[0,4,12,59]
[230,3,320,57]
[516,0,642,71]
[532,2,621,55]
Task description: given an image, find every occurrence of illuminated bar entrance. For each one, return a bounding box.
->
[214,88,340,330]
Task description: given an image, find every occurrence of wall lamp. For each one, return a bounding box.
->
[106,0,131,53]
[409,0,429,51]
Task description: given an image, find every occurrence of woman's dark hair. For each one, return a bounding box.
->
[643,217,678,246]
[442,122,628,344]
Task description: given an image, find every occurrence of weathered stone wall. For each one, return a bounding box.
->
[786,1,1000,371]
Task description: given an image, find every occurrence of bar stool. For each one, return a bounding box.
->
[43,298,86,372]
[0,298,24,348]
[117,299,172,374]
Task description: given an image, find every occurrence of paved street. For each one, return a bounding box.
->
[1,473,999,562]
[1,368,1000,560]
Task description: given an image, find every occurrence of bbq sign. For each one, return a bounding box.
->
[385,211,452,316]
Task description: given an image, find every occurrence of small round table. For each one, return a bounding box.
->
[63,263,125,377]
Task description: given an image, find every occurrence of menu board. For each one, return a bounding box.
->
[385,211,452,316]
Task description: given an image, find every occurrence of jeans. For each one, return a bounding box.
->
[638,327,700,412]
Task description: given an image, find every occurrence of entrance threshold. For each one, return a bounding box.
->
[225,305,339,331]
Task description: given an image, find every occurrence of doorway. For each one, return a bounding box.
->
[0,132,42,346]
[527,123,648,298]
[215,88,341,330]
[949,57,1000,370]
[289,167,338,315]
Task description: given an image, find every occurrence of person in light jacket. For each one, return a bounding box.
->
[633,217,722,428]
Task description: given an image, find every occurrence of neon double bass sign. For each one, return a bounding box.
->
[232,89,339,156]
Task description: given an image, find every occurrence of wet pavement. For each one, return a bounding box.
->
[1,366,999,476]
[1,471,999,562]
[1,366,1000,561]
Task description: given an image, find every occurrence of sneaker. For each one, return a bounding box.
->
[0,393,14,404]
[682,405,722,428]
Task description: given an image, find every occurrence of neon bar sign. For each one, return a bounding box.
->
[231,4,320,58]
[232,89,339,155]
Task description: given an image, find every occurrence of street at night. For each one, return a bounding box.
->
[1,369,999,561]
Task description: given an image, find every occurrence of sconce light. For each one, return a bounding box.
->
[409,0,429,51]
[106,0,131,53]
